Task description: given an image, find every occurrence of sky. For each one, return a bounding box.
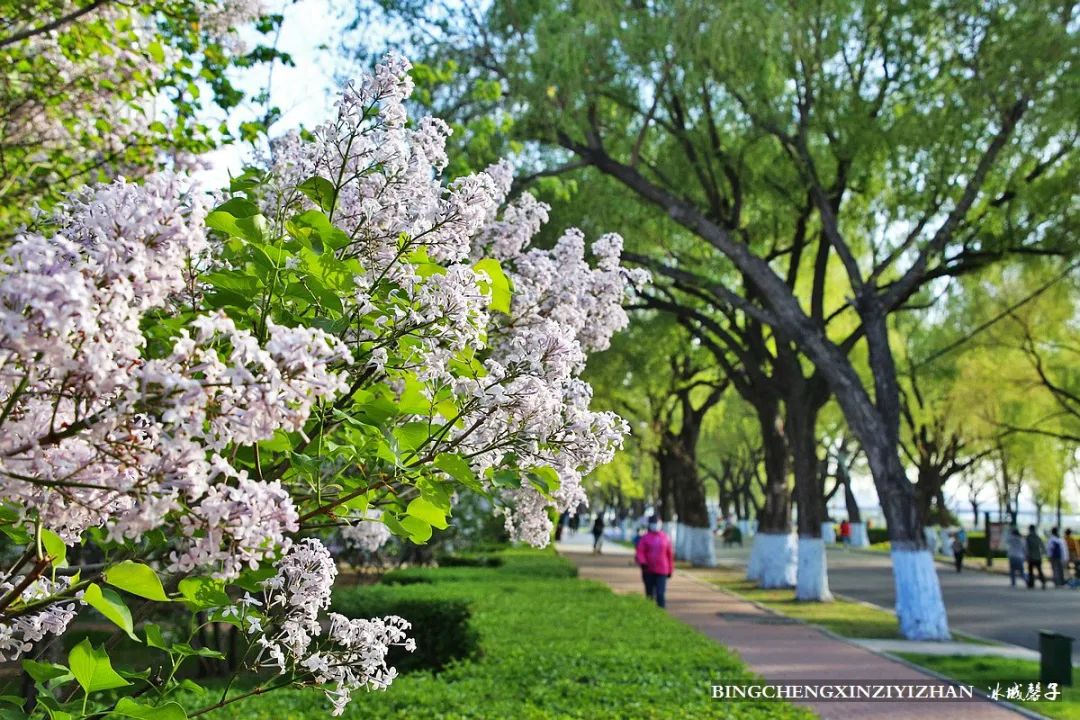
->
[196,0,351,188]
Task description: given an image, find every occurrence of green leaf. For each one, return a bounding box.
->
[406,497,449,530]
[68,639,130,694]
[177,577,230,609]
[297,177,337,213]
[108,698,187,720]
[143,623,169,651]
[206,202,269,242]
[84,584,137,640]
[394,422,431,453]
[528,466,562,495]
[434,453,481,490]
[22,659,70,684]
[170,643,225,659]
[473,258,512,314]
[40,529,67,568]
[290,210,351,251]
[491,468,522,488]
[399,515,433,543]
[105,561,168,601]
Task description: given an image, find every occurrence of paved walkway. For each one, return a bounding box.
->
[558,535,1025,720]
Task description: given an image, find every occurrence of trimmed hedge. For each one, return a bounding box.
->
[434,553,503,568]
[382,548,577,585]
[867,527,890,545]
[331,589,479,673]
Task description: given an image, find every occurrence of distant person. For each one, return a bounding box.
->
[839,520,851,545]
[951,532,966,573]
[569,512,581,536]
[1007,526,1026,588]
[591,514,605,554]
[1026,525,1047,589]
[1066,529,1080,578]
[635,516,674,608]
[723,523,743,548]
[1048,526,1068,587]
[555,511,568,541]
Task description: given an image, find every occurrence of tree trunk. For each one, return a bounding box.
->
[659,405,715,567]
[788,385,831,601]
[747,399,795,587]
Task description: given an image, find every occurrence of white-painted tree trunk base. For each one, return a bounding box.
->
[737,519,753,537]
[681,524,716,567]
[795,537,833,601]
[821,521,836,544]
[748,532,797,588]
[673,521,687,561]
[746,532,765,581]
[849,522,870,547]
[891,549,950,640]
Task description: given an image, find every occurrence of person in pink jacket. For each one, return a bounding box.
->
[635,516,674,608]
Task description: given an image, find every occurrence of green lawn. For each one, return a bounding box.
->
[695,567,904,639]
[695,567,996,645]
[895,653,1080,720]
[182,549,812,720]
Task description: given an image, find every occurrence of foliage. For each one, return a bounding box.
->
[0,1,288,235]
[177,548,812,719]
[0,53,642,718]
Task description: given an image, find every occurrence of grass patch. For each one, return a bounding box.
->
[697,567,903,639]
[182,549,811,720]
[895,653,1080,720]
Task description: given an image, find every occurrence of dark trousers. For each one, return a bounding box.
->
[953,551,965,572]
[1051,558,1066,586]
[643,571,668,608]
[1009,557,1025,586]
[1028,560,1047,588]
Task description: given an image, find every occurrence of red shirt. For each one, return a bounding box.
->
[635,530,674,575]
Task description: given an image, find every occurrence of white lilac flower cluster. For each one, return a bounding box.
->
[0,175,347,574]
[341,511,393,553]
[5,2,266,188]
[0,576,80,661]
[263,54,648,546]
[253,539,414,715]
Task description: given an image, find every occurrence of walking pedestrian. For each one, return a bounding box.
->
[1007,526,1026,588]
[591,514,605,554]
[839,519,851,545]
[1066,529,1080,579]
[951,532,966,573]
[635,516,674,608]
[1048,526,1068,587]
[1026,525,1047,589]
[569,512,581,537]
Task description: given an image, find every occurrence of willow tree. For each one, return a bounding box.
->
[376,0,1080,638]
[584,312,725,565]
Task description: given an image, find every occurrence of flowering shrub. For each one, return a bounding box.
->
[0,1,278,234]
[0,53,644,718]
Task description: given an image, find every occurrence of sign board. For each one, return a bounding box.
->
[988,521,1007,551]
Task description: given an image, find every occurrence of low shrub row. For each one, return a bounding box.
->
[331,588,479,673]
